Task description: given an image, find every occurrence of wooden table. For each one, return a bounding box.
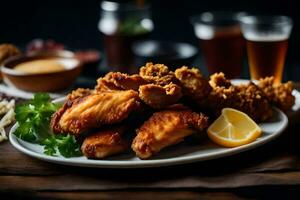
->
[1,84,300,199]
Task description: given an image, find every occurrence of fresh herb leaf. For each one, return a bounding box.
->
[13,93,82,158]
[14,93,60,142]
[42,135,82,158]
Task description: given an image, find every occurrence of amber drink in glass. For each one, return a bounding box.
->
[191,12,246,79]
[99,1,153,72]
[240,15,293,83]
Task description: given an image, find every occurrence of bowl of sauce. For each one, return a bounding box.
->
[1,50,82,92]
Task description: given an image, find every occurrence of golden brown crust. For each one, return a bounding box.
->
[51,90,141,135]
[68,88,93,100]
[81,126,128,159]
[209,72,232,88]
[138,83,182,109]
[139,62,177,85]
[206,73,273,121]
[95,72,148,91]
[258,77,295,111]
[132,109,208,159]
[174,66,212,103]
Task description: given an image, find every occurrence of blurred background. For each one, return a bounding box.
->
[0,0,299,81]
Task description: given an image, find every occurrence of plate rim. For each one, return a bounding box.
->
[9,107,288,168]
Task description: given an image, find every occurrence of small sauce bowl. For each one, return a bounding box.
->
[1,50,82,92]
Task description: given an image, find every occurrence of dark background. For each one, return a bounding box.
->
[0,0,299,80]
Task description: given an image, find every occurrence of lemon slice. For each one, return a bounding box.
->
[207,108,262,147]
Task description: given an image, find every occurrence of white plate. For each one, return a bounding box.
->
[9,97,288,168]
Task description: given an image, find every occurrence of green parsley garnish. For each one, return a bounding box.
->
[14,93,82,157]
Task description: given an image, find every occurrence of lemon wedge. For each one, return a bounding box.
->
[207,108,262,147]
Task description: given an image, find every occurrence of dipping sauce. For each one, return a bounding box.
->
[14,59,66,74]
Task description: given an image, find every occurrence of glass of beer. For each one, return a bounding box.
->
[98,0,153,73]
[191,12,246,79]
[240,15,293,83]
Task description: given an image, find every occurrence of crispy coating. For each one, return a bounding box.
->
[96,72,148,91]
[258,77,295,111]
[209,72,232,89]
[138,83,183,109]
[68,88,93,100]
[139,62,177,85]
[175,66,212,102]
[0,44,21,64]
[207,73,273,121]
[132,108,208,159]
[51,90,140,135]
[81,126,128,159]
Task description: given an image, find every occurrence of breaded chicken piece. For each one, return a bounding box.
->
[95,72,148,91]
[132,107,209,159]
[81,126,128,159]
[139,62,177,85]
[139,83,182,109]
[175,66,212,103]
[68,88,93,100]
[51,90,140,135]
[258,77,295,111]
[209,72,232,89]
[207,73,273,121]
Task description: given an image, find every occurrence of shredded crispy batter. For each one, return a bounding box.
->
[258,77,295,111]
[139,62,177,85]
[207,73,273,121]
[175,66,212,103]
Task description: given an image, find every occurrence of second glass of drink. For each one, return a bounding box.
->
[240,15,293,83]
[191,12,246,79]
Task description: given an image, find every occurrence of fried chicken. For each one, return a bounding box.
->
[96,72,148,91]
[81,125,128,159]
[132,107,209,159]
[51,89,141,135]
[0,44,21,64]
[258,77,295,111]
[209,72,232,88]
[139,62,177,85]
[68,88,93,100]
[207,73,273,121]
[174,66,212,104]
[138,83,182,109]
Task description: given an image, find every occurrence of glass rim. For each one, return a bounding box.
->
[190,11,247,26]
[239,15,293,26]
[100,0,151,13]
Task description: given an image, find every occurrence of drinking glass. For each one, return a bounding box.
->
[191,12,246,79]
[98,0,153,72]
[240,15,293,83]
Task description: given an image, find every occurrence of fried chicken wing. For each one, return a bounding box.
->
[139,62,177,85]
[96,72,148,91]
[174,66,212,103]
[258,77,295,111]
[132,107,209,159]
[138,83,182,109]
[81,126,128,159]
[207,73,273,121]
[51,90,140,135]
